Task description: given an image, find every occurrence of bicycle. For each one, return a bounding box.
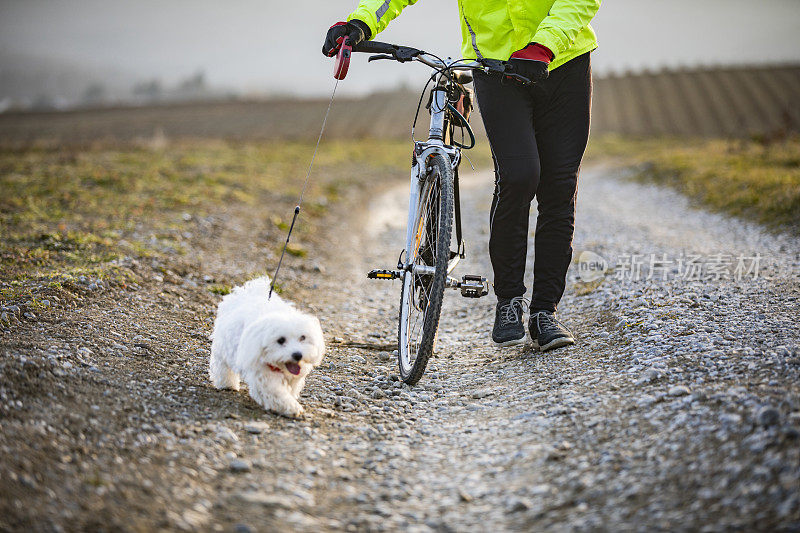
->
[340,40,533,385]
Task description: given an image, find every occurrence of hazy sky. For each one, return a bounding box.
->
[1,0,799,97]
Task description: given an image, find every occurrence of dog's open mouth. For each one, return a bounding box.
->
[285,362,301,376]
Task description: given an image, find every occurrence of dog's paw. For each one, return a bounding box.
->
[275,403,304,419]
[288,404,305,419]
[216,383,241,392]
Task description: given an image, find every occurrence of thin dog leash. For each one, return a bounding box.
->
[269,40,352,299]
[268,77,339,299]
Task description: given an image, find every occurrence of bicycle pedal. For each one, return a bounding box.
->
[460,274,489,298]
[368,269,401,280]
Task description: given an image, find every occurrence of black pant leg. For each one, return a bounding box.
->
[530,53,593,312]
[473,72,538,299]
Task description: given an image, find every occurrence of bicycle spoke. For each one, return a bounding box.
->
[407,176,438,361]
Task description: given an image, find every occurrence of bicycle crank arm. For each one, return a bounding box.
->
[446,274,490,298]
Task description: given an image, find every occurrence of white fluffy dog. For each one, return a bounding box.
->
[209,276,325,418]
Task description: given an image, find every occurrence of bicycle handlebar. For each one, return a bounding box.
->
[349,40,533,84]
[351,40,397,55]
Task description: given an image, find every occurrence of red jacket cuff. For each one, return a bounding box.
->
[510,43,553,64]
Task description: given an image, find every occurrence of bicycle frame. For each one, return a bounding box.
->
[402,58,475,277]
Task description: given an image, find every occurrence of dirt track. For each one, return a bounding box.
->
[2,163,799,531]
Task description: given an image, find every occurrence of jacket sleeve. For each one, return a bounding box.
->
[348,0,419,39]
[531,0,601,59]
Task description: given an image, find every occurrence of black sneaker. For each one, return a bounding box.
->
[529,310,575,351]
[492,296,527,346]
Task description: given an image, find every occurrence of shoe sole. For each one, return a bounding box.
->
[493,336,527,347]
[533,337,575,352]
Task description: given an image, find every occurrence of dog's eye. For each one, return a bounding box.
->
[299,335,306,342]
[277,337,286,345]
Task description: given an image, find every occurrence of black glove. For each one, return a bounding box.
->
[507,43,552,84]
[507,58,549,84]
[322,20,371,57]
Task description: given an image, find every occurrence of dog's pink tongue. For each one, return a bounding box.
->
[285,362,301,375]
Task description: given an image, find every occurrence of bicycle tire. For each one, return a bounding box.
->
[397,153,454,385]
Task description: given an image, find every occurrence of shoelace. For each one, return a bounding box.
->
[532,310,567,333]
[499,296,529,326]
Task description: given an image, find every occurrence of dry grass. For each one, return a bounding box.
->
[0,139,413,305]
[587,135,800,233]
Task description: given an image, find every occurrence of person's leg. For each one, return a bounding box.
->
[473,71,538,300]
[530,53,592,313]
[474,71,540,345]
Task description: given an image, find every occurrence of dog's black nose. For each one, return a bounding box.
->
[292,352,303,361]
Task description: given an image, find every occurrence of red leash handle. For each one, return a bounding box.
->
[333,37,352,80]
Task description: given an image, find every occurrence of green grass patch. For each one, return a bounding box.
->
[586,135,800,232]
[285,244,307,258]
[208,284,231,296]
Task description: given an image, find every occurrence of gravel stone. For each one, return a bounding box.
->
[668,385,691,397]
[229,459,251,473]
[756,406,781,427]
[244,422,270,434]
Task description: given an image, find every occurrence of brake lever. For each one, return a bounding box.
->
[394,46,422,63]
[479,59,534,86]
[368,54,395,62]
[506,72,533,85]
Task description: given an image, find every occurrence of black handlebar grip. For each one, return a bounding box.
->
[351,40,397,54]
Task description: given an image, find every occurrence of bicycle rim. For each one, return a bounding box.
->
[398,153,453,385]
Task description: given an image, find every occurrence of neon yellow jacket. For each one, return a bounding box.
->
[348,0,600,71]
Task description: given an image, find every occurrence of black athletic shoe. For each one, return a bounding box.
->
[492,296,527,346]
[529,310,575,351]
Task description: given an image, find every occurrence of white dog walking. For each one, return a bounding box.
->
[209,276,325,417]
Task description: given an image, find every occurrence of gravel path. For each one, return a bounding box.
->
[2,164,798,531]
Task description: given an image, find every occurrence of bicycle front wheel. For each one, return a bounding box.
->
[398,153,453,385]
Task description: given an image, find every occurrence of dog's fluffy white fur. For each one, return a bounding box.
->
[209,276,325,417]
